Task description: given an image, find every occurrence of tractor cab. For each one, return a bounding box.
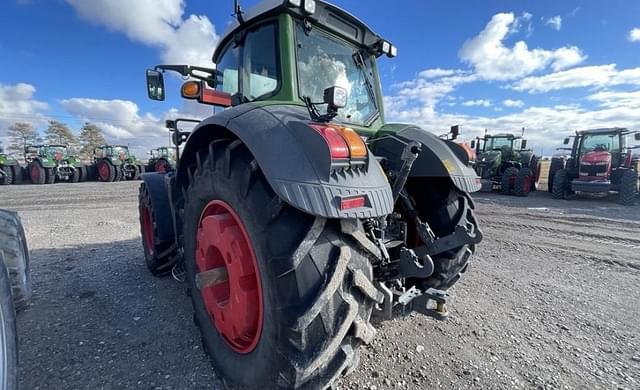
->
[145,0,398,136]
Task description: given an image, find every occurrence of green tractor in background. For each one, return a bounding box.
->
[139,0,483,388]
[0,148,22,185]
[24,144,87,184]
[471,133,540,196]
[146,146,175,173]
[93,145,145,182]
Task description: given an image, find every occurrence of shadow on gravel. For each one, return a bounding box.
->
[17,239,223,390]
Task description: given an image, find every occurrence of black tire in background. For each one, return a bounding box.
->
[552,169,570,200]
[0,210,32,311]
[548,158,565,193]
[138,183,177,276]
[97,160,116,182]
[513,167,533,197]
[182,140,377,389]
[0,166,13,185]
[0,259,18,390]
[618,169,638,206]
[11,166,24,185]
[71,168,81,183]
[501,167,518,195]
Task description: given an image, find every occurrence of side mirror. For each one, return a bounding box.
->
[521,140,528,150]
[563,137,570,145]
[470,140,476,149]
[450,125,460,140]
[635,133,640,141]
[146,69,165,101]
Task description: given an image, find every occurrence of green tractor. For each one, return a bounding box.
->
[0,148,22,185]
[139,1,482,388]
[93,145,145,182]
[24,144,87,184]
[471,133,540,196]
[146,146,175,173]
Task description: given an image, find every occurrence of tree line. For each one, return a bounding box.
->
[1,121,107,161]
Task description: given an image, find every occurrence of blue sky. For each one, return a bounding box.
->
[1,0,639,155]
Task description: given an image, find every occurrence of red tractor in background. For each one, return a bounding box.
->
[550,128,640,205]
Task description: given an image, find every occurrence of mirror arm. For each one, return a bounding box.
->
[155,65,219,87]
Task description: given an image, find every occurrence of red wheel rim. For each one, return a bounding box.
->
[196,200,263,354]
[155,161,166,173]
[30,164,39,182]
[141,207,155,256]
[98,161,110,181]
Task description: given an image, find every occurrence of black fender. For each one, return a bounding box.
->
[369,124,481,193]
[177,103,393,219]
[140,172,175,245]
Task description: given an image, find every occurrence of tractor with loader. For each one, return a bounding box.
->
[24,144,87,184]
[551,128,640,205]
[139,1,483,388]
[471,132,540,196]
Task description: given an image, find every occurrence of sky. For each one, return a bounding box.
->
[1,0,639,156]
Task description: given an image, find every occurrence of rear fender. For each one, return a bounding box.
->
[369,124,481,193]
[140,172,176,245]
[178,103,394,219]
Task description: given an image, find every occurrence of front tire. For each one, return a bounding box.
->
[0,261,17,390]
[513,167,533,197]
[619,169,638,206]
[97,160,116,182]
[183,140,377,389]
[138,183,177,276]
[552,169,570,199]
[501,167,518,195]
[28,161,45,185]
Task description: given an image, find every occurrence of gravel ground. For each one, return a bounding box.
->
[2,181,639,389]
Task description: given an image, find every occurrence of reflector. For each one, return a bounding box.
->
[340,196,366,210]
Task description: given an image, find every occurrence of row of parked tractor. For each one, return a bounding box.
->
[472,127,640,205]
[0,144,176,185]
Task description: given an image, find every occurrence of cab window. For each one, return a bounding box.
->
[243,23,279,100]
[216,44,240,96]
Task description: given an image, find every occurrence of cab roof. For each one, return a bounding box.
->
[577,127,630,135]
[485,133,520,139]
[214,0,383,62]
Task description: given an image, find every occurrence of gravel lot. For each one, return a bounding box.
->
[2,181,640,389]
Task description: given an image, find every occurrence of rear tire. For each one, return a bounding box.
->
[0,209,32,311]
[0,165,13,185]
[513,167,533,197]
[618,169,638,206]
[501,167,518,195]
[552,169,570,199]
[97,160,116,182]
[183,140,377,389]
[71,167,81,183]
[28,161,45,185]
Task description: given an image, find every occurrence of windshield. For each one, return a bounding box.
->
[113,146,129,157]
[580,134,619,153]
[295,23,378,126]
[485,137,513,151]
[46,146,67,157]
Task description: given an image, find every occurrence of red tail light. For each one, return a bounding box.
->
[309,124,349,159]
[340,196,366,210]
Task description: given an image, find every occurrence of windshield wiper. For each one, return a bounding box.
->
[352,51,378,110]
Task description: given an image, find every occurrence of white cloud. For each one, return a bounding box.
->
[459,13,585,80]
[545,16,562,31]
[0,82,50,140]
[462,99,492,107]
[418,68,465,79]
[629,28,640,42]
[65,0,219,67]
[503,99,525,108]
[511,64,640,93]
[587,90,640,109]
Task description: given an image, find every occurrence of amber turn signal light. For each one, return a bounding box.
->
[337,127,367,159]
[181,81,201,99]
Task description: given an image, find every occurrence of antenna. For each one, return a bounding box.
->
[233,0,244,24]
[521,127,525,137]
